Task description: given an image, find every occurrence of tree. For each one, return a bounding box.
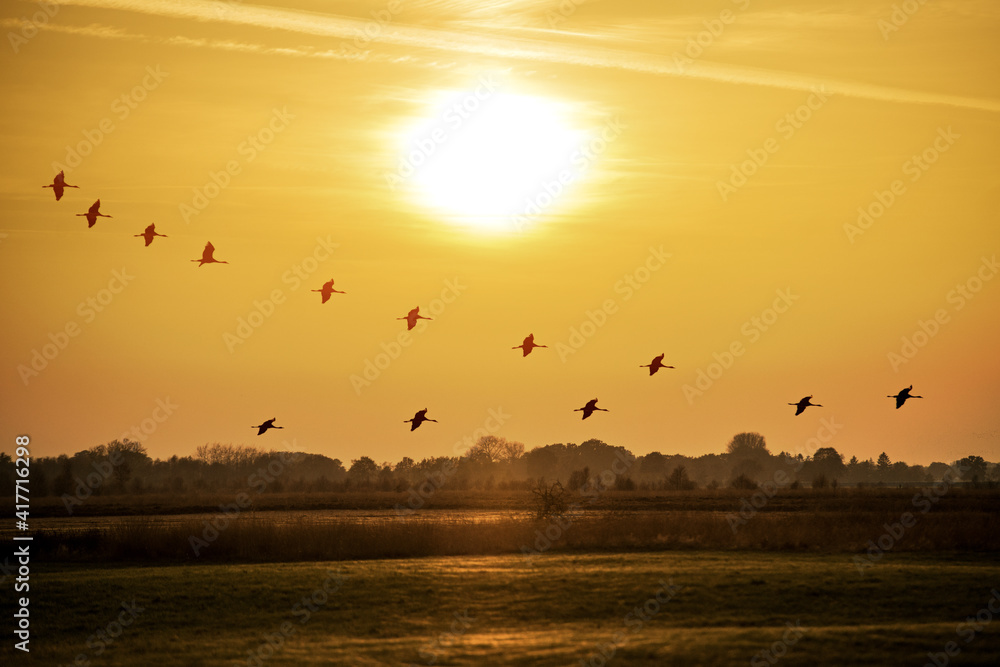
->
[731,458,763,483]
[104,439,150,490]
[726,432,770,459]
[567,467,590,491]
[957,455,987,482]
[730,473,758,490]
[0,452,12,496]
[500,440,525,463]
[52,456,74,496]
[812,447,845,481]
[666,465,696,491]
[348,456,378,485]
[876,452,892,479]
[468,435,506,464]
[195,443,260,467]
[395,457,415,475]
[639,452,668,478]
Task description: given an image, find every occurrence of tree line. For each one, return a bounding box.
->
[1,432,995,498]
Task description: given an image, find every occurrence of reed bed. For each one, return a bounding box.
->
[31,507,1000,563]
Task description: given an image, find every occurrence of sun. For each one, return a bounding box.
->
[395,87,587,231]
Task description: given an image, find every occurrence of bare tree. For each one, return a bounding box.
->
[531,480,568,519]
[500,440,525,463]
[468,435,505,464]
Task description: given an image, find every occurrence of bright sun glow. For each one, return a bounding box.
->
[399,89,587,231]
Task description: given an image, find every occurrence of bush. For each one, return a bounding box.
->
[812,475,829,489]
[614,476,636,491]
[666,466,697,491]
[730,473,758,490]
[531,480,568,519]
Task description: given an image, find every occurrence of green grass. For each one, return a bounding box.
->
[6,551,999,666]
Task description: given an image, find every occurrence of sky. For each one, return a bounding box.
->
[1,0,998,467]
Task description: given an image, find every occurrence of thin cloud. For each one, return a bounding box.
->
[44,0,1000,112]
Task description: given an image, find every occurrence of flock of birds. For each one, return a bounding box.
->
[43,171,926,435]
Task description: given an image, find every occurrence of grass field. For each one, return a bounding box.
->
[6,551,999,666]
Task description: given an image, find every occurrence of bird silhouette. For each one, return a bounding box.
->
[192,242,228,266]
[135,223,167,246]
[405,408,437,431]
[640,353,675,376]
[513,333,547,357]
[575,398,608,420]
[76,200,111,228]
[252,418,283,435]
[888,385,923,409]
[312,279,346,304]
[789,396,823,416]
[398,307,432,330]
[43,171,78,201]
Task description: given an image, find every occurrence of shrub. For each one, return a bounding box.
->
[667,466,697,491]
[614,476,636,491]
[531,480,568,519]
[730,473,758,490]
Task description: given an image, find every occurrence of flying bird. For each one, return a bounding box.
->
[888,385,923,409]
[398,307,432,330]
[575,398,608,420]
[43,171,78,201]
[252,418,283,435]
[192,242,228,266]
[135,223,167,246]
[404,409,437,431]
[640,353,675,376]
[312,279,346,304]
[513,333,547,357]
[789,396,823,416]
[76,200,111,228]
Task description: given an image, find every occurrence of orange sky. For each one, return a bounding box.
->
[1,0,998,466]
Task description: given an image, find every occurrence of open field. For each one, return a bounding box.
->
[4,552,999,666]
[8,489,998,664]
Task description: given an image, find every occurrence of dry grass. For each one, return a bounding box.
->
[31,506,1000,564]
[25,486,1000,517]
